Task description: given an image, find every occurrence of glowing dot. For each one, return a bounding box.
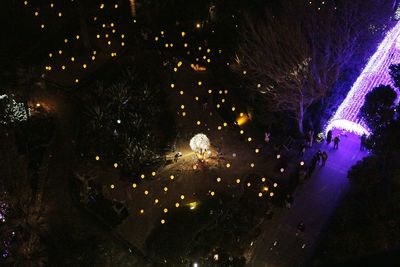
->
[83,64,87,69]
[226,163,231,168]
[196,121,201,125]
[184,43,188,47]
[195,96,199,101]
[240,130,244,134]
[180,105,185,109]
[173,67,178,72]
[181,31,186,37]
[232,107,236,111]
[170,83,175,88]
[163,208,168,213]
[49,53,53,58]
[216,104,220,108]
[182,112,186,116]
[144,190,149,195]
[58,12,62,17]
[258,192,263,197]
[177,61,182,67]
[100,3,104,9]
[270,192,274,197]
[64,38,68,43]
[261,177,266,182]
[198,81,202,86]
[132,183,137,188]
[273,183,278,187]
[216,177,221,182]
[175,202,180,207]
[208,89,212,94]
[114,4,118,8]
[236,179,240,184]
[34,11,39,16]
[140,174,145,179]
[155,36,159,41]
[110,184,115,189]
[163,187,168,192]
[196,23,201,28]
[247,182,251,187]
[255,148,260,153]
[76,35,80,40]
[161,219,165,224]
[210,191,215,196]
[75,79,79,83]
[58,50,62,54]
[180,195,185,200]
[140,209,144,214]
[247,137,252,142]
[40,24,45,29]
[257,83,261,88]
[152,171,156,176]
[280,168,285,173]
[114,163,118,168]
[179,90,184,95]
[217,126,222,130]
[250,163,255,168]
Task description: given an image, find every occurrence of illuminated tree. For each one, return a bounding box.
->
[238,0,394,133]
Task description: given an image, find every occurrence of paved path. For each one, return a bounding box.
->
[248,131,367,267]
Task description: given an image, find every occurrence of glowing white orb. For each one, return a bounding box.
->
[190,133,210,154]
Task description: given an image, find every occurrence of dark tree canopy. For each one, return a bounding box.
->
[360,85,396,132]
[389,63,400,89]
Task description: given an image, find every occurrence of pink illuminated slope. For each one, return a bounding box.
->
[327,21,400,135]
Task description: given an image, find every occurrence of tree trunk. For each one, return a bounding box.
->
[298,99,304,134]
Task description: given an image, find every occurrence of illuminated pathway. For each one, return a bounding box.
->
[327,21,400,135]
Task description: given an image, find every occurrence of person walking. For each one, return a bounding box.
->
[333,136,340,149]
[316,150,322,165]
[321,151,328,166]
[299,143,306,156]
[360,133,367,151]
[326,130,332,145]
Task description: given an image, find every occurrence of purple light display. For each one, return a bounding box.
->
[326,21,400,136]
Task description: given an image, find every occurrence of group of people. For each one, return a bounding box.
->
[326,130,340,149]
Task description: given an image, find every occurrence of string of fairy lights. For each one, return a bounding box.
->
[22,1,291,226]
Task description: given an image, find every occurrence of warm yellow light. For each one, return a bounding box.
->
[58,50,62,54]
[58,12,62,17]
[247,182,251,187]
[177,61,182,67]
[208,89,212,94]
[173,67,177,72]
[170,175,174,180]
[181,31,186,37]
[217,126,222,130]
[250,163,255,167]
[236,114,249,126]
[226,163,231,168]
[261,177,266,182]
[100,3,104,9]
[163,208,168,213]
[217,177,221,182]
[75,79,79,83]
[114,163,118,168]
[196,23,201,28]
[247,137,252,142]
[170,83,175,88]
[76,35,80,39]
[140,209,144,214]
[41,24,45,29]
[184,43,188,47]
[210,191,215,196]
[236,179,240,184]
[179,91,184,95]
[175,202,180,207]
[83,64,87,69]
[49,53,53,58]
[141,174,145,179]
[161,219,165,224]
[270,192,274,197]
[223,122,227,127]
[180,105,185,109]
[198,81,202,85]
[180,195,185,200]
[258,192,263,197]
[240,130,244,134]
[110,184,115,189]
[132,183,137,188]
[196,121,201,125]
[273,183,278,187]
[34,11,39,16]
[263,186,269,191]
[182,112,186,116]
[144,190,149,195]
[152,171,156,176]
[163,187,168,192]
[61,65,66,70]
[64,38,68,43]
[255,148,260,153]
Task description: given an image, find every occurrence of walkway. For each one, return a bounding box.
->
[248,131,367,267]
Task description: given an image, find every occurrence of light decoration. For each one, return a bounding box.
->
[326,21,400,136]
[190,133,210,158]
[0,95,28,124]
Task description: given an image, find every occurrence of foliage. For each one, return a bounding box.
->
[80,68,165,173]
[389,63,400,89]
[359,85,396,132]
